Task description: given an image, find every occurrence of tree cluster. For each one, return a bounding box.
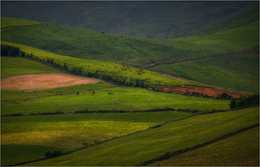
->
[230,94,259,109]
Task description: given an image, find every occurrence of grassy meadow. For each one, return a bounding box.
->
[151,126,259,166]
[1,17,40,29]
[28,107,259,166]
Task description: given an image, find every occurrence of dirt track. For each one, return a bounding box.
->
[1,73,101,90]
[158,86,246,98]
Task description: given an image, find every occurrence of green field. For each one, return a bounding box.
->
[152,49,259,92]
[1,57,61,78]
[1,17,40,29]
[151,126,259,166]
[1,111,190,165]
[1,86,230,116]
[27,107,258,166]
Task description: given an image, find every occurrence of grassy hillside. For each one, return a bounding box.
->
[27,107,258,166]
[151,126,259,166]
[1,41,198,88]
[1,85,230,116]
[1,17,40,29]
[152,48,259,92]
[1,1,257,39]
[1,57,61,78]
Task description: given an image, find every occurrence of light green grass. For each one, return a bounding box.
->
[151,126,259,166]
[152,49,259,92]
[1,111,190,148]
[1,57,61,78]
[1,17,40,29]
[28,107,259,166]
[1,86,230,115]
[1,145,72,166]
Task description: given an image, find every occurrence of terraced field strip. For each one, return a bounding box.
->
[27,107,258,166]
[150,126,259,166]
[140,123,259,165]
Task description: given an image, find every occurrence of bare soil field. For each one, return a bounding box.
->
[1,73,102,90]
[158,86,246,98]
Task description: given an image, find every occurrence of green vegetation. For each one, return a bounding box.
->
[1,111,190,148]
[1,57,60,78]
[1,145,71,166]
[28,107,258,166]
[1,42,198,88]
[230,94,259,109]
[151,127,259,166]
[1,86,230,116]
[152,49,259,92]
[1,17,40,29]
[1,2,256,39]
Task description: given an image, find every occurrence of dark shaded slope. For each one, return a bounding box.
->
[1,1,257,39]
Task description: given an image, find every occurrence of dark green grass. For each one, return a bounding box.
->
[1,57,61,78]
[151,126,259,166]
[27,107,259,166]
[1,145,72,166]
[1,86,230,115]
[152,49,259,92]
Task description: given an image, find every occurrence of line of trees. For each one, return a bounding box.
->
[230,94,259,109]
[1,44,155,89]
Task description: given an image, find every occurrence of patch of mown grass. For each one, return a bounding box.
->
[1,145,72,166]
[1,17,40,29]
[1,57,61,78]
[151,126,259,166]
[27,107,258,166]
[152,49,259,92]
[1,86,230,115]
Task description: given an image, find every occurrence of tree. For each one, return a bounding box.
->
[230,99,237,109]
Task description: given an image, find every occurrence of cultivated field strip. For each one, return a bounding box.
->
[27,107,258,166]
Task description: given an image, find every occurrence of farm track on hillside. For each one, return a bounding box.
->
[146,47,258,68]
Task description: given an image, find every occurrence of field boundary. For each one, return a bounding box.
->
[137,124,259,166]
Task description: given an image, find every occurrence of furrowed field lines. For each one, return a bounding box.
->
[1,111,190,166]
[27,107,258,166]
[151,126,259,166]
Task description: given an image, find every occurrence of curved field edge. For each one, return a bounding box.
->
[1,17,41,29]
[1,57,61,78]
[27,107,258,166]
[1,41,200,88]
[150,126,259,166]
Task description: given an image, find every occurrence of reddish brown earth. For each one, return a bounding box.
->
[158,86,246,98]
[1,73,102,90]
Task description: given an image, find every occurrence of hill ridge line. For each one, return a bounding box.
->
[137,123,259,166]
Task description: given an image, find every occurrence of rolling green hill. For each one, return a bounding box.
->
[1,1,257,39]
[1,17,40,29]
[27,107,259,166]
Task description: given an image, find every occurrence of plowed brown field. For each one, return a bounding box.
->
[158,86,246,98]
[1,73,102,90]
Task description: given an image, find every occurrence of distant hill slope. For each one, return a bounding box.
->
[1,1,257,39]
